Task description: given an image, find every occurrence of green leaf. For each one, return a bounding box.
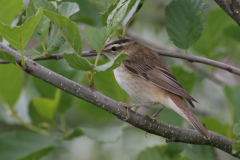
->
[200,118,232,138]
[0,64,23,107]
[0,0,24,25]
[63,53,94,71]
[233,122,240,154]
[0,51,16,64]
[47,23,66,51]
[106,0,132,38]
[34,0,57,13]
[0,8,43,50]
[165,0,208,49]
[26,0,51,43]
[63,128,84,140]
[64,52,128,72]
[58,2,80,18]
[26,0,37,18]
[32,89,61,122]
[94,52,128,71]
[29,101,49,126]
[23,49,42,60]
[93,0,111,11]
[192,9,235,59]
[64,0,101,25]
[101,2,118,26]
[33,15,51,42]
[81,124,127,143]
[33,98,58,122]
[43,10,82,55]
[122,0,144,27]
[0,132,61,160]
[224,86,240,124]
[84,26,107,53]
[171,66,196,93]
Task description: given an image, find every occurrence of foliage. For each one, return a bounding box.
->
[0,0,239,159]
[165,0,208,50]
[233,122,240,154]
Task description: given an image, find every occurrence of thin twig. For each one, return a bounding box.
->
[153,49,240,76]
[0,51,97,64]
[0,42,239,158]
[2,49,240,78]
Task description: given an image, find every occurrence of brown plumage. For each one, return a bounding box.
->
[100,39,209,139]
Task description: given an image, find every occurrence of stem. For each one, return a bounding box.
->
[116,30,122,39]
[4,104,50,136]
[42,42,47,54]
[185,49,188,54]
[94,52,101,66]
[20,49,25,68]
[122,26,127,39]
[60,114,67,132]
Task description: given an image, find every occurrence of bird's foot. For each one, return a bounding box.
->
[119,102,135,120]
[151,109,163,124]
[120,102,157,120]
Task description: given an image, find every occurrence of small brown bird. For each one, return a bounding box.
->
[98,39,209,139]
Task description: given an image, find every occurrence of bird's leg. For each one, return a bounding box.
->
[120,102,157,120]
[151,109,163,123]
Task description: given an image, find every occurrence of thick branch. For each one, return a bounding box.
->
[0,42,239,158]
[214,0,240,26]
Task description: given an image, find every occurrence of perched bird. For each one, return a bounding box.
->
[98,39,209,139]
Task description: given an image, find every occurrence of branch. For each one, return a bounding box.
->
[154,50,240,76]
[214,0,240,26]
[0,49,240,81]
[3,48,240,78]
[0,51,97,64]
[0,42,239,158]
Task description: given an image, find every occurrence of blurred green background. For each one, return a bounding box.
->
[0,0,240,159]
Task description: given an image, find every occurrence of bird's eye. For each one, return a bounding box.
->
[111,46,117,51]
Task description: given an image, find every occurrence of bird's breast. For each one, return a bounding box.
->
[114,64,166,109]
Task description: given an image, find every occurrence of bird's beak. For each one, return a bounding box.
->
[89,50,97,53]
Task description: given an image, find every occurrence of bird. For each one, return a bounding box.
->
[97,39,209,139]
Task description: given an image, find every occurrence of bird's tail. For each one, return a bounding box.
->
[182,109,209,139]
[166,96,209,139]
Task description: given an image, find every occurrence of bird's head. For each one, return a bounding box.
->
[90,39,136,60]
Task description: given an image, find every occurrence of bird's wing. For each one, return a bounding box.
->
[122,53,197,106]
